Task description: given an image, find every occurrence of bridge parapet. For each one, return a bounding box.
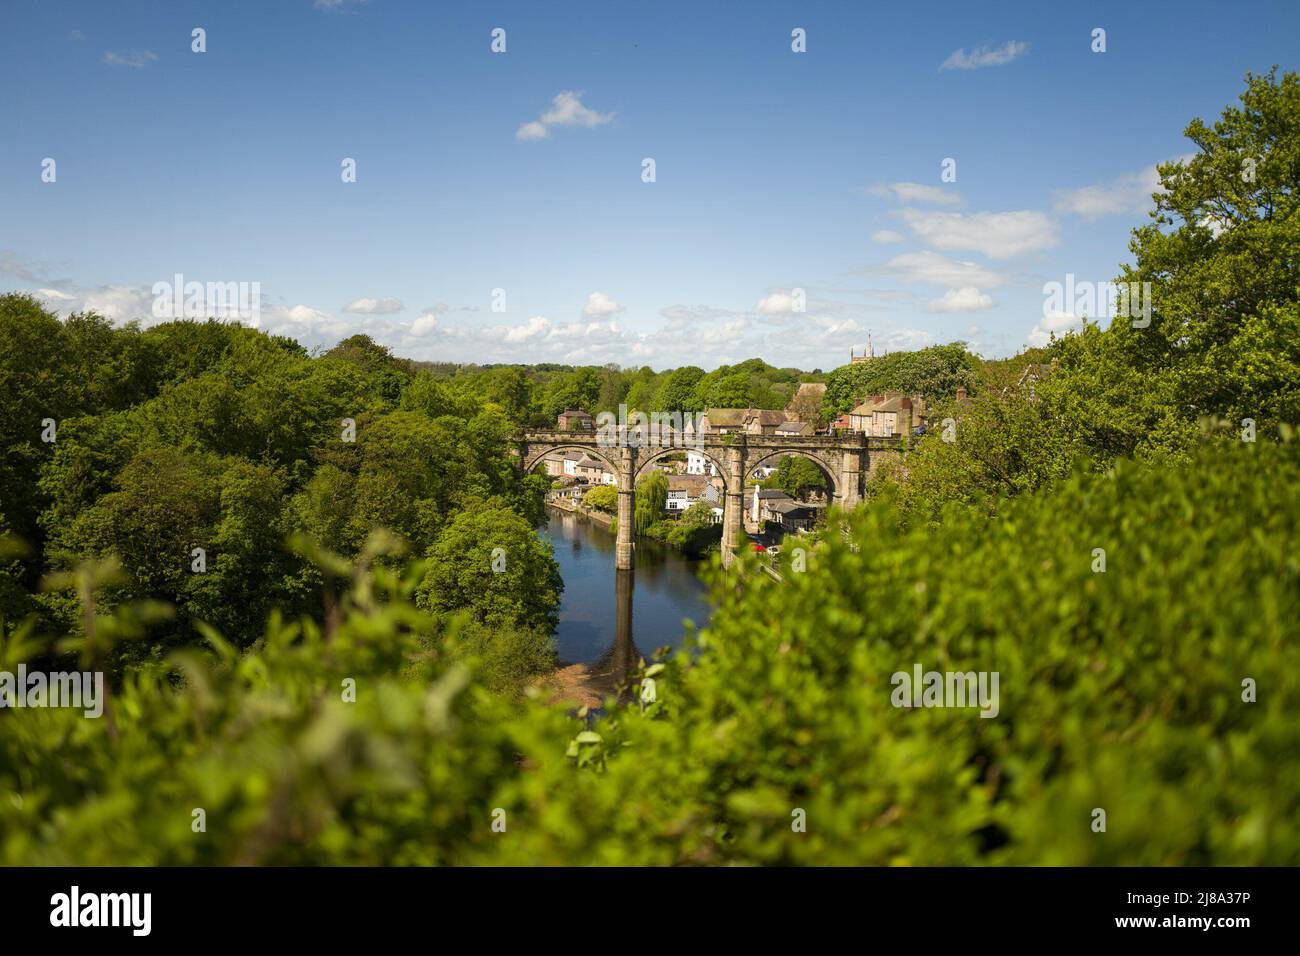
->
[517,430,901,451]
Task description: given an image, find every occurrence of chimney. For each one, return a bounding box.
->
[956,384,968,403]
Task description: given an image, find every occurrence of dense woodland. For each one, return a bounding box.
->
[1,70,1297,864]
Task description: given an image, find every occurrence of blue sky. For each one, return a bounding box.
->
[2,0,1297,370]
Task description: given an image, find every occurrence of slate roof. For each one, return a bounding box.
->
[667,475,710,496]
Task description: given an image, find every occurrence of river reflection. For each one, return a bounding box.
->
[539,508,713,679]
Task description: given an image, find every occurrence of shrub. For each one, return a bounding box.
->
[582,485,617,513]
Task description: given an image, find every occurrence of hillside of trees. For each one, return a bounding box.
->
[1,69,1297,865]
[408,341,980,432]
[0,303,560,694]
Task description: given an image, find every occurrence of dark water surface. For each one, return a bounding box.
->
[539,507,713,667]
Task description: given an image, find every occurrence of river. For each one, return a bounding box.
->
[539,507,714,677]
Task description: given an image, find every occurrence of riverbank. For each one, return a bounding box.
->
[545,493,613,527]
[534,660,629,710]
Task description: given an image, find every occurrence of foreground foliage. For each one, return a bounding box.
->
[2,438,1295,864]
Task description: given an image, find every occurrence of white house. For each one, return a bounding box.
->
[666,475,709,512]
[561,450,585,476]
[666,476,724,514]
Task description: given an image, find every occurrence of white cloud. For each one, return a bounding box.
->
[30,284,328,338]
[25,283,159,322]
[1027,311,1084,347]
[1053,164,1164,220]
[380,286,935,369]
[870,182,961,206]
[71,285,155,321]
[342,296,404,314]
[927,287,994,313]
[900,208,1057,259]
[940,41,1028,71]
[871,230,904,244]
[504,316,552,343]
[754,291,800,314]
[102,50,157,68]
[582,291,624,317]
[17,271,359,349]
[281,304,329,324]
[15,263,946,370]
[884,250,1007,289]
[516,91,614,141]
[411,312,440,336]
[807,315,863,336]
[650,295,930,369]
[516,121,549,142]
[216,302,351,345]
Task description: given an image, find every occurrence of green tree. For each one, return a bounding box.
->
[622,366,662,414]
[695,369,751,409]
[664,500,722,556]
[823,343,976,417]
[479,366,535,422]
[656,366,706,413]
[290,463,356,556]
[634,471,668,533]
[416,498,562,633]
[340,411,481,551]
[1117,67,1300,431]
[772,455,829,500]
[0,294,81,614]
[185,460,299,641]
[40,445,222,641]
[583,485,618,513]
[542,367,602,420]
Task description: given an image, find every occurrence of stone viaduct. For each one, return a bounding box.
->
[517,430,903,569]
